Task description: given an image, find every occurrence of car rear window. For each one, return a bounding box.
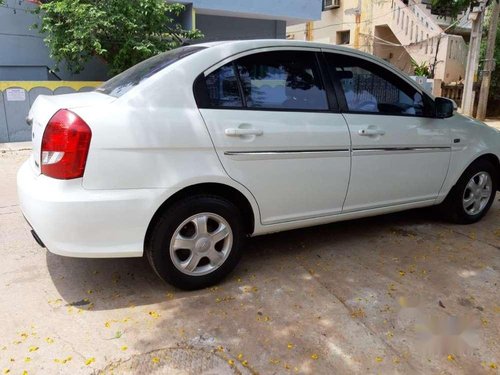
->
[96,46,206,98]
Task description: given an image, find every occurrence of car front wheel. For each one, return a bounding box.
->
[146,195,244,290]
[442,159,497,224]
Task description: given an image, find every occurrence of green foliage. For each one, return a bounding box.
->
[431,0,472,19]
[35,0,203,76]
[411,59,431,77]
[431,0,499,19]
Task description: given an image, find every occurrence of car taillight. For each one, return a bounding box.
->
[41,109,92,180]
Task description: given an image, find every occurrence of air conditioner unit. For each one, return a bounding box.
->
[324,0,340,10]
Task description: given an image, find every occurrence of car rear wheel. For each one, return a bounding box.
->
[146,195,244,290]
[441,159,497,224]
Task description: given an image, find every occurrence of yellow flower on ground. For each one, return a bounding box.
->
[228,359,235,366]
[148,311,160,319]
[121,346,128,351]
[28,346,38,352]
[152,357,160,364]
[311,354,319,360]
[375,356,383,363]
[54,356,72,364]
[85,357,95,366]
[45,337,54,344]
[287,343,294,349]
[24,358,31,363]
[447,354,455,361]
[166,292,175,299]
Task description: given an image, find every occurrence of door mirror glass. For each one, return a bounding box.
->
[435,97,455,118]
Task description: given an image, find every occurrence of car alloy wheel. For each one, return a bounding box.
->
[169,212,233,276]
[462,171,493,216]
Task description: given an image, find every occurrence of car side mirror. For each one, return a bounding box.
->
[435,97,456,119]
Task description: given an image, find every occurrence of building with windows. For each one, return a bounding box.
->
[287,0,471,83]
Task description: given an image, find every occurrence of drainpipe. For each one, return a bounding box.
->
[346,0,362,49]
[354,13,361,49]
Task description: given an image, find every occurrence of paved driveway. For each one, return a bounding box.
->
[0,150,499,374]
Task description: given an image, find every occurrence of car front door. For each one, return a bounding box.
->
[323,51,451,212]
[196,49,351,225]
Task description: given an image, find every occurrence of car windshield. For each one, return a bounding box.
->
[96,46,206,98]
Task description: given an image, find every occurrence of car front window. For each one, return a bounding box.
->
[327,55,434,117]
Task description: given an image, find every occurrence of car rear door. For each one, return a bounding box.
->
[323,51,451,212]
[196,48,351,225]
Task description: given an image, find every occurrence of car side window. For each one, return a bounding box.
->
[235,51,329,111]
[326,54,432,117]
[205,62,243,108]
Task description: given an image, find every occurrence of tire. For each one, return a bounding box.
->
[440,159,497,224]
[145,195,244,290]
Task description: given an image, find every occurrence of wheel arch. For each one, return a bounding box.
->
[471,153,500,190]
[448,153,500,194]
[144,183,257,249]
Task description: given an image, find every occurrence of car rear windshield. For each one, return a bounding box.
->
[96,46,206,98]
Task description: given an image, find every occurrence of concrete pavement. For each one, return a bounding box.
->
[0,151,499,374]
[485,119,500,130]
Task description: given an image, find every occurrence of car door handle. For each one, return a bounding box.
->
[358,128,386,136]
[225,128,264,137]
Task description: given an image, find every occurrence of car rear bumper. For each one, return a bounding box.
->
[17,160,167,258]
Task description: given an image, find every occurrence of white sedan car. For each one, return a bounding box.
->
[18,40,499,290]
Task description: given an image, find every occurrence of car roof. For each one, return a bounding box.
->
[193,39,398,74]
[196,39,356,54]
[192,39,415,84]
[122,39,433,102]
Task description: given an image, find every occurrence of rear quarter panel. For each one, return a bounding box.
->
[78,49,223,191]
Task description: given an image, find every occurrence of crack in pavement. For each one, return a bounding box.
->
[415,222,500,251]
[0,204,19,209]
[52,331,88,362]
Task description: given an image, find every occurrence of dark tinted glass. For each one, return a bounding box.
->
[205,63,243,108]
[235,51,329,110]
[97,46,205,98]
[326,54,431,116]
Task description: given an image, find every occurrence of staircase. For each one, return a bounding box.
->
[374,0,467,83]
